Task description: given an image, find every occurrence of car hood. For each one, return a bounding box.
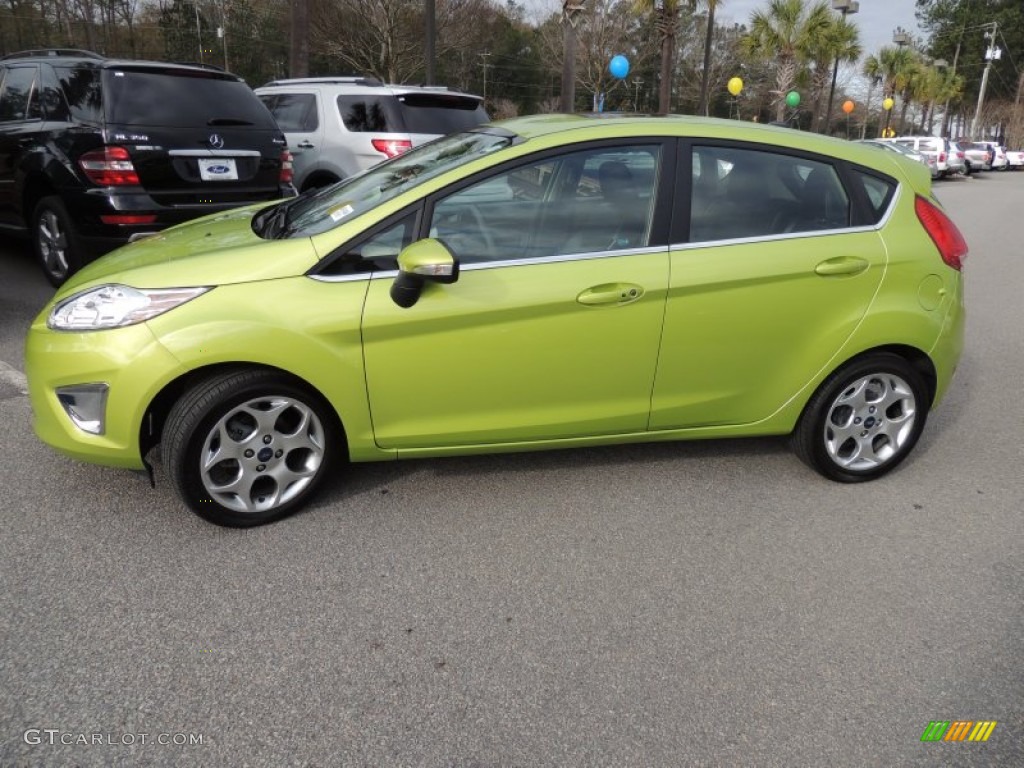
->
[58,204,320,296]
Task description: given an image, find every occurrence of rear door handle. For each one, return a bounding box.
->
[296,140,315,148]
[815,256,870,277]
[577,283,645,306]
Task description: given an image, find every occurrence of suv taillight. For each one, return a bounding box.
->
[371,139,412,159]
[915,195,968,271]
[78,146,140,186]
[938,152,946,163]
[279,149,294,184]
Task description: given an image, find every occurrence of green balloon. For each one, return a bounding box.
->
[785,91,801,108]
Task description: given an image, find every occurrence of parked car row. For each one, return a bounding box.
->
[1,50,489,285]
[868,135,1022,178]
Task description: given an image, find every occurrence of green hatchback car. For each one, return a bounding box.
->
[26,115,967,526]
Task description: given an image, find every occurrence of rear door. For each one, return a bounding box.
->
[100,66,286,207]
[650,142,889,429]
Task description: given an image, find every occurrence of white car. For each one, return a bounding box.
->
[1004,149,1024,169]
[977,141,1009,170]
[886,136,950,177]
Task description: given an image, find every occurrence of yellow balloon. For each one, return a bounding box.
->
[727,77,743,97]
[883,97,895,111]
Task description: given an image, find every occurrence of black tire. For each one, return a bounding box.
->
[32,196,83,287]
[161,369,340,527]
[791,353,929,483]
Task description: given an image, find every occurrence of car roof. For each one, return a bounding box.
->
[1,49,240,79]
[256,77,482,100]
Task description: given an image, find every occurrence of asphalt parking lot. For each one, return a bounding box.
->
[1,172,1021,767]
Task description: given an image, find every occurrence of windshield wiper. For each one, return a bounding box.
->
[255,200,294,238]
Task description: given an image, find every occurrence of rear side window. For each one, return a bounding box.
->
[261,92,318,132]
[850,169,896,224]
[690,146,850,242]
[102,68,277,128]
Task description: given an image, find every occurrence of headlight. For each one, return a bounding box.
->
[48,285,211,331]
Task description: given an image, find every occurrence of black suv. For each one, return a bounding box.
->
[0,49,296,285]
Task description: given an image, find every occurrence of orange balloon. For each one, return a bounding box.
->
[842,100,855,114]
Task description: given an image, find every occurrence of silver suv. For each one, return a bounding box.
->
[255,77,488,192]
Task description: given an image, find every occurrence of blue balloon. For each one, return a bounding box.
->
[609,55,630,80]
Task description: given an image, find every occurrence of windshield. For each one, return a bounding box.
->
[273,129,514,238]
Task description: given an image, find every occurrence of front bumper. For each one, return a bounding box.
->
[26,318,186,469]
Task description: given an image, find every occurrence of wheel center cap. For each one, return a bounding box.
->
[257,447,274,462]
[864,416,876,429]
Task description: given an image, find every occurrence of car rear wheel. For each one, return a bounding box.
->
[162,369,338,527]
[792,353,928,482]
[32,196,82,287]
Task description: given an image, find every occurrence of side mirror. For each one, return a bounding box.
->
[390,238,460,308]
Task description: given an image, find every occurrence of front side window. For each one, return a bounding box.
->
[690,145,850,242]
[429,144,661,264]
[319,212,418,276]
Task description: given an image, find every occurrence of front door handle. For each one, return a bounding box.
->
[296,140,315,148]
[577,283,645,306]
[815,256,870,277]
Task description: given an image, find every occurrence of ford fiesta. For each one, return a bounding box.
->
[26,115,967,527]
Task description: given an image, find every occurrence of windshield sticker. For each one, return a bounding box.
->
[329,203,355,222]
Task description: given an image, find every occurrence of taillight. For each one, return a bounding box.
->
[915,195,968,271]
[371,139,412,159]
[79,146,140,186]
[279,149,293,185]
[100,214,157,225]
[938,152,946,163]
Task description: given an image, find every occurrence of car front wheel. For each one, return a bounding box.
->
[162,369,339,526]
[32,196,82,287]
[792,353,928,482]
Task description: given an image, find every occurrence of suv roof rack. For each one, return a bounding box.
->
[261,76,384,88]
[0,48,104,61]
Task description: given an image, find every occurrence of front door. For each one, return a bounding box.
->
[361,142,672,449]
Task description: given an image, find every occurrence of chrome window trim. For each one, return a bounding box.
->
[168,149,263,157]
[672,224,877,251]
[309,272,374,284]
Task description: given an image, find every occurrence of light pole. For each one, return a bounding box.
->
[634,78,643,112]
[824,0,859,134]
[971,23,1000,139]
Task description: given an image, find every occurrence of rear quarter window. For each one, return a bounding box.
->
[54,65,103,123]
[850,169,896,224]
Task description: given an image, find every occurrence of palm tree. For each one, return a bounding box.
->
[805,15,860,133]
[876,44,914,135]
[861,53,883,138]
[743,0,831,122]
[697,0,724,116]
[634,0,684,114]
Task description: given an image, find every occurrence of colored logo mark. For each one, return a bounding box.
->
[921,721,997,742]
